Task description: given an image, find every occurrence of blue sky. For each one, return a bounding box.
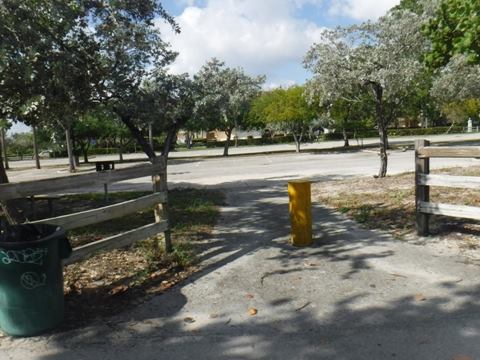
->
[11,0,399,134]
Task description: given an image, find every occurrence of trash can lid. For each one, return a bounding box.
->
[0,224,64,245]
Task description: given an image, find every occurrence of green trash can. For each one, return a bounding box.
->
[0,224,71,337]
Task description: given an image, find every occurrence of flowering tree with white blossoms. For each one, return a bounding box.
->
[304,9,426,177]
[194,58,265,156]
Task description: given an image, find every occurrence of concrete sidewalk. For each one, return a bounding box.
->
[2,179,480,359]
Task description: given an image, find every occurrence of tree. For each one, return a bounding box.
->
[393,0,426,14]
[304,9,425,177]
[0,119,10,170]
[0,0,103,172]
[249,86,316,152]
[320,97,374,147]
[0,1,178,223]
[141,70,196,157]
[424,0,480,68]
[1,0,179,173]
[441,98,480,126]
[430,54,480,102]
[194,58,265,156]
[72,109,116,163]
[84,1,179,161]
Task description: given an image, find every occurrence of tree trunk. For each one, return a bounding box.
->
[186,131,193,149]
[121,115,156,160]
[0,144,9,184]
[0,143,25,224]
[293,134,301,153]
[372,84,388,178]
[162,128,177,158]
[32,124,41,169]
[65,127,76,172]
[343,128,349,147]
[82,144,89,163]
[148,122,154,150]
[118,140,124,163]
[378,124,388,178]
[71,130,80,166]
[223,129,232,156]
[0,128,9,170]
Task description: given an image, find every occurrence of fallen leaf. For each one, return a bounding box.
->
[414,293,427,302]
[295,302,311,312]
[389,273,407,278]
[452,355,473,360]
[248,308,258,316]
[209,313,219,319]
[109,285,128,296]
[245,293,254,299]
[183,317,195,324]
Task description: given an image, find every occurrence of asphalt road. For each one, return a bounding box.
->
[6,148,478,192]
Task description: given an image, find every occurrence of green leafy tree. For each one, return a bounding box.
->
[393,0,426,14]
[249,86,316,152]
[320,97,374,147]
[85,1,178,161]
[424,0,480,68]
[442,98,480,127]
[72,109,117,163]
[0,0,102,172]
[141,70,196,156]
[0,119,11,171]
[194,58,265,156]
[0,1,177,222]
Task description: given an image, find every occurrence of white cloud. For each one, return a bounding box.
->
[158,0,326,83]
[264,80,297,90]
[158,0,399,86]
[329,0,400,20]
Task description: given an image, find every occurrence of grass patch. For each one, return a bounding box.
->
[49,188,225,330]
[313,166,480,240]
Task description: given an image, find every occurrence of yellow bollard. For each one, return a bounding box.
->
[288,180,312,247]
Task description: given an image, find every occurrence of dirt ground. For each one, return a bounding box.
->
[312,166,480,264]
[0,189,224,333]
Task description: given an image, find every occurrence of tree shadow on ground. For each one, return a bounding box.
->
[3,177,480,359]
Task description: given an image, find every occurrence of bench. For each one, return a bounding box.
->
[29,195,59,220]
[94,161,116,201]
[95,160,115,172]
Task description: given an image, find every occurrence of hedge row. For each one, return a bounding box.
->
[189,135,296,148]
[321,126,469,141]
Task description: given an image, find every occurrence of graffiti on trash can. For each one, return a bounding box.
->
[0,248,48,266]
[20,272,47,290]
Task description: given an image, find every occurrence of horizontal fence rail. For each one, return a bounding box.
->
[0,159,166,201]
[31,192,167,230]
[418,174,480,190]
[415,140,480,235]
[65,221,168,265]
[418,201,480,222]
[417,146,480,158]
[1,158,170,263]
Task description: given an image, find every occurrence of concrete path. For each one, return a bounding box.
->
[2,179,480,359]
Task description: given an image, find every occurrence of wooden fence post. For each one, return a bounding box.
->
[415,139,430,236]
[152,157,172,253]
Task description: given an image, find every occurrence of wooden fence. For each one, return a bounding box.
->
[0,158,170,264]
[415,139,480,235]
